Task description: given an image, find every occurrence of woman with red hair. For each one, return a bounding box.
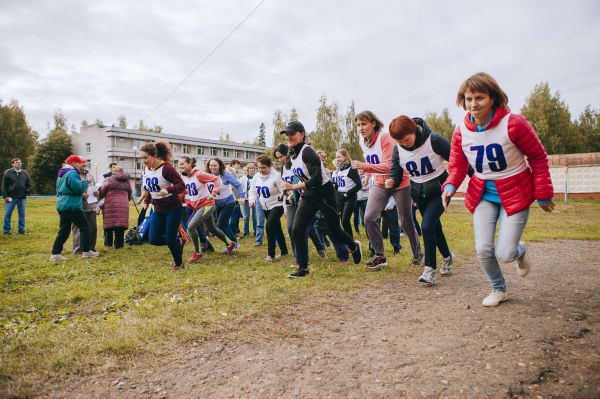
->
[385,116,455,286]
[442,72,554,307]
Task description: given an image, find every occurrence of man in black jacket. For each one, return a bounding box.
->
[2,158,31,234]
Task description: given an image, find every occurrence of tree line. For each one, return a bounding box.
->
[1,81,598,194]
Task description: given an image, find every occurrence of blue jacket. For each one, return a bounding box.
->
[214,172,244,208]
[56,166,88,211]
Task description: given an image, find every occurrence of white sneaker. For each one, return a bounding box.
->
[418,266,436,285]
[81,250,100,258]
[49,254,67,262]
[264,255,281,262]
[482,290,508,307]
[440,253,455,276]
[515,241,530,277]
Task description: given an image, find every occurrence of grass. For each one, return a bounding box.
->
[1,198,599,396]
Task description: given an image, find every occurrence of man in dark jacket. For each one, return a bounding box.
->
[2,158,31,235]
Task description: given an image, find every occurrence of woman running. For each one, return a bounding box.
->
[281,121,362,278]
[386,116,455,286]
[331,149,362,238]
[140,141,186,271]
[179,156,236,262]
[206,157,244,251]
[249,154,288,261]
[442,72,554,307]
[351,110,422,269]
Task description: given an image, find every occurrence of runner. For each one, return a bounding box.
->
[442,72,555,306]
[179,156,236,263]
[331,149,362,238]
[281,121,362,278]
[139,141,186,272]
[386,116,455,285]
[351,110,422,269]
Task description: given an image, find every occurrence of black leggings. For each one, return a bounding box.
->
[264,206,288,258]
[292,183,357,269]
[416,194,450,269]
[338,194,356,239]
[104,227,126,249]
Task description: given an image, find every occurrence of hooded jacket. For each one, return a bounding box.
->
[99,172,132,229]
[55,165,88,212]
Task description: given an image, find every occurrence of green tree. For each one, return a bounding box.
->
[573,105,600,153]
[118,114,127,128]
[272,110,288,147]
[289,107,299,122]
[0,99,37,170]
[343,101,363,162]
[520,82,577,154]
[95,118,104,128]
[310,95,343,167]
[424,107,454,140]
[256,122,267,147]
[30,111,73,194]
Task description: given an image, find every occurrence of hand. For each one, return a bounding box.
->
[351,160,365,170]
[384,178,394,189]
[136,196,144,205]
[441,190,454,210]
[82,192,89,200]
[93,191,99,197]
[141,202,148,209]
[284,182,295,191]
[237,197,245,205]
[540,201,555,213]
[4,197,12,203]
[159,188,169,197]
[249,201,255,208]
[362,177,369,187]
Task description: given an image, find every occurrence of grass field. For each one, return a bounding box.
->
[1,198,599,395]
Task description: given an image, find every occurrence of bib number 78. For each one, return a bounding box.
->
[470,144,507,173]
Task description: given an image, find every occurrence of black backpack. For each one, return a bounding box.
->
[124,227,143,245]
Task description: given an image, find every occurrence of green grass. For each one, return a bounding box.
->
[1,198,599,396]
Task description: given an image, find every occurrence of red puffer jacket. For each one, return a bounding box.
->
[99,172,132,229]
[442,107,553,216]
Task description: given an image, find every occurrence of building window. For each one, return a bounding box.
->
[181,144,188,154]
[210,147,218,156]
[85,143,91,153]
[197,146,205,155]
[223,148,230,157]
[171,143,178,153]
[119,157,126,161]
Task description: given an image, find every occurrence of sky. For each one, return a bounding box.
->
[1,0,599,144]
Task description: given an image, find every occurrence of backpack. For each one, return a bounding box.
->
[124,227,144,245]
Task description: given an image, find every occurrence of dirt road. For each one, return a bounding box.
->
[45,240,600,398]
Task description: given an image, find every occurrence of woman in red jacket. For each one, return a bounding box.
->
[442,72,555,307]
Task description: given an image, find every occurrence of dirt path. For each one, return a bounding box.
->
[44,240,600,398]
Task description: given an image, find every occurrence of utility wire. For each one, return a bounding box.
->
[145,0,268,119]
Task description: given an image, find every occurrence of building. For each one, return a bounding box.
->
[71,124,269,192]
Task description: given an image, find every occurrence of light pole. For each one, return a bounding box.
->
[133,146,138,198]
[94,163,98,182]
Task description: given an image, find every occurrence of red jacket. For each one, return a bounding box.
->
[443,107,553,216]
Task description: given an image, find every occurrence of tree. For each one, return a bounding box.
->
[135,119,162,133]
[309,95,343,167]
[289,107,299,122]
[272,110,288,147]
[520,82,578,154]
[95,118,105,128]
[573,105,600,153]
[118,114,127,128]
[256,122,266,147]
[0,99,37,171]
[30,111,73,194]
[424,107,454,140]
[81,120,90,128]
[343,101,363,162]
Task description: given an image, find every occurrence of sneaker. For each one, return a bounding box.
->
[265,255,281,262]
[49,254,67,262]
[172,263,185,272]
[288,268,309,278]
[226,241,237,255]
[419,266,436,285]
[232,242,241,254]
[515,241,530,277]
[289,262,300,269]
[366,255,387,270]
[81,250,100,258]
[351,240,362,264]
[440,253,455,276]
[412,252,424,267]
[254,242,262,247]
[188,252,203,263]
[482,290,508,307]
[318,249,326,259]
[393,246,402,255]
[221,246,228,254]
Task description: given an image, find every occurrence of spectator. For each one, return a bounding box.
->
[99,165,132,249]
[72,168,99,253]
[2,158,31,235]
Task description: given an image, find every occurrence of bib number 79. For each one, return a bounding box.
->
[470,144,507,173]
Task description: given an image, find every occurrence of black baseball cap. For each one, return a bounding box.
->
[280,121,305,135]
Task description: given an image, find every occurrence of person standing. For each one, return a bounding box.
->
[442,72,554,306]
[351,110,422,269]
[2,158,31,235]
[50,155,101,261]
[72,168,99,254]
[99,165,132,249]
[239,163,257,239]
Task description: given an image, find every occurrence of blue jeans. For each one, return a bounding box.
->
[229,203,242,237]
[3,198,26,234]
[243,200,256,236]
[473,200,530,292]
[255,204,265,245]
[148,207,183,266]
[216,203,236,241]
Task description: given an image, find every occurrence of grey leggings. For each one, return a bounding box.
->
[188,205,229,252]
[364,185,421,257]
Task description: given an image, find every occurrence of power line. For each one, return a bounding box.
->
[145,0,268,119]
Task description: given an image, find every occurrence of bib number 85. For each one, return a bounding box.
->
[470,144,507,173]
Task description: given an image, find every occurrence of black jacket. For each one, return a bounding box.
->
[2,168,31,199]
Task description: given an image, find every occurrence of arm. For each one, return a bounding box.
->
[98,181,109,199]
[224,173,244,197]
[1,172,8,199]
[162,164,185,195]
[25,171,31,196]
[248,175,257,206]
[387,145,406,190]
[302,146,323,190]
[441,127,470,193]
[345,167,362,196]
[361,133,393,175]
[431,134,451,161]
[67,170,88,195]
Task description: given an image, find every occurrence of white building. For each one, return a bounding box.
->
[71,124,268,191]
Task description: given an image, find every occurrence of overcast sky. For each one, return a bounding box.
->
[1,0,599,144]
